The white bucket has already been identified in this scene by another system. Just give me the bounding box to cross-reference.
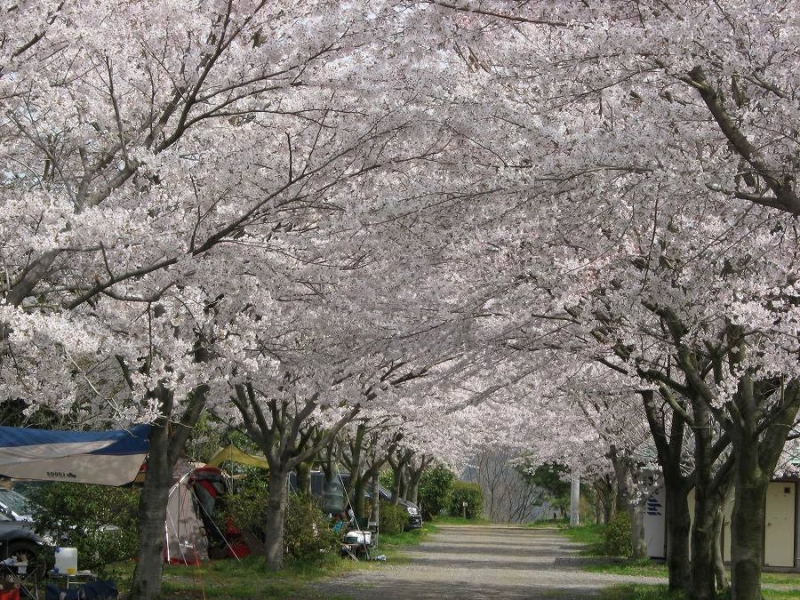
[54,547,78,575]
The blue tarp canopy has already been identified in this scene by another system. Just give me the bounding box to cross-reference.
[0,424,150,486]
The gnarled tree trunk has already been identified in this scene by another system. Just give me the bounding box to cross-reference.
[128,418,172,600]
[663,483,691,591]
[642,389,692,593]
[129,384,206,600]
[727,377,800,600]
[264,467,290,571]
[690,400,721,600]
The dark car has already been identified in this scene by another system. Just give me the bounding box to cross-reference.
[299,472,423,531]
[375,485,422,530]
[0,487,52,579]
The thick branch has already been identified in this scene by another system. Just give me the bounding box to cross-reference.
[682,66,800,216]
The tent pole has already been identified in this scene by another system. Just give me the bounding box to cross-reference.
[191,485,241,563]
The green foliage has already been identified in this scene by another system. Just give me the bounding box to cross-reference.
[603,511,632,558]
[217,473,337,563]
[217,471,269,539]
[25,482,139,571]
[449,481,483,519]
[528,462,571,517]
[284,494,338,562]
[417,463,454,520]
[378,470,393,489]
[379,502,408,535]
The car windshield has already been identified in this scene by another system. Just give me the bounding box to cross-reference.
[0,488,35,519]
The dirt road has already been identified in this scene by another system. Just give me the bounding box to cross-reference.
[304,525,667,599]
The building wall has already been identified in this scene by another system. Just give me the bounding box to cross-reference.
[764,481,796,568]
[646,481,798,568]
[644,485,666,559]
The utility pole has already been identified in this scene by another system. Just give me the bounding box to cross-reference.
[570,474,580,526]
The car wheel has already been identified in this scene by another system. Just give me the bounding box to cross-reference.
[5,539,49,581]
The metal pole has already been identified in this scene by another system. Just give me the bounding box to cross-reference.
[570,475,580,526]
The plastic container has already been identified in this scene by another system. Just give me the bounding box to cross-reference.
[54,547,78,575]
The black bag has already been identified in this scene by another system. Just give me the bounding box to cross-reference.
[45,585,79,600]
[45,580,117,600]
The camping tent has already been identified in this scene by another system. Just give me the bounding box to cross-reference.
[206,445,268,470]
[0,424,151,486]
[164,459,229,564]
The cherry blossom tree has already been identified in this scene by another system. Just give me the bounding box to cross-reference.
[410,4,800,599]
[0,0,492,594]
[5,4,800,600]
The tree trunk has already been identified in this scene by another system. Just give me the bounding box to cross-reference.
[689,401,720,600]
[691,486,720,600]
[371,473,381,527]
[391,468,402,503]
[388,449,411,504]
[353,472,368,520]
[729,420,769,600]
[641,389,693,593]
[128,384,205,600]
[593,475,615,525]
[128,420,172,600]
[611,449,631,514]
[663,482,692,592]
[398,467,409,500]
[295,462,311,497]
[231,382,360,572]
[713,506,728,592]
[629,500,647,559]
[726,377,800,600]
[264,468,290,571]
[730,473,767,600]
[407,480,420,506]
[405,456,430,506]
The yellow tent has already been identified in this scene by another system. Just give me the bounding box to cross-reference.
[206,445,269,470]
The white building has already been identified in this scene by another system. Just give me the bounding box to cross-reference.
[644,480,797,569]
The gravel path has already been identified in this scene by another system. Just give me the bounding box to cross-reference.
[304,525,668,599]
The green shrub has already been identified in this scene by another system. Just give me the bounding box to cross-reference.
[603,511,632,557]
[379,502,408,535]
[418,463,454,520]
[449,481,483,519]
[217,471,269,540]
[217,473,337,563]
[284,494,338,562]
[25,482,139,571]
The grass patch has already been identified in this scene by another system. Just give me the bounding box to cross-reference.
[90,526,436,599]
[368,523,433,564]
[559,523,606,555]
[598,583,799,600]
[100,554,355,599]
[763,591,800,599]
[378,524,433,547]
[572,552,800,588]
[762,571,800,585]
[599,585,685,600]
[583,558,668,578]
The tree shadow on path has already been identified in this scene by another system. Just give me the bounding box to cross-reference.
[299,525,633,600]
